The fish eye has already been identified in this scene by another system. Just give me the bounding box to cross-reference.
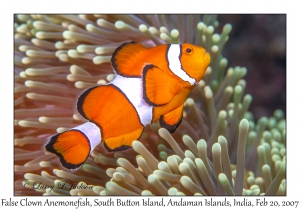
[183,45,194,55]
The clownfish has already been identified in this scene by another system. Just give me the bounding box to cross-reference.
[45,42,210,171]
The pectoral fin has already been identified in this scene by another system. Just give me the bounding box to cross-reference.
[143,64,181,106]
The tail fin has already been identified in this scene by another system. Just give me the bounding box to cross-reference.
[45,122,101,171]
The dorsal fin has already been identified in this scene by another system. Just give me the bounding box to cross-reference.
[111,41,147,77]
[143,64,182,106]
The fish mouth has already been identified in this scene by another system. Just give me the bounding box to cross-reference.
[203,51,211,63]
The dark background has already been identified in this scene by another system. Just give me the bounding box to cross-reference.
[217,14,286,121]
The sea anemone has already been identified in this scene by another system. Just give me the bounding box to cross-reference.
[14,14,286,196]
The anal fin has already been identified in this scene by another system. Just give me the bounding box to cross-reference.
[103,127,144,152]
[159,104,184,133]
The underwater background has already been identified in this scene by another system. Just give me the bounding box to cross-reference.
[219,15,286,120]
[14,14,286,196]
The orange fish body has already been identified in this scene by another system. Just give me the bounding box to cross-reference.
[45,42,210,171]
